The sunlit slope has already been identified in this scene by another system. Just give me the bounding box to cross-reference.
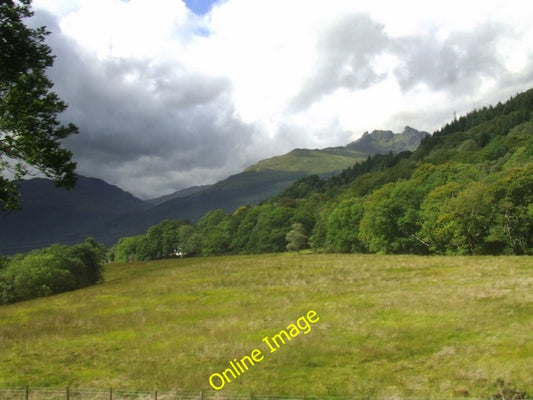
[0,254,531,397]
[244,147,367,174]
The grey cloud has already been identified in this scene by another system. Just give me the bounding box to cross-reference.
[393,23,505,93]
[292,14,389,108]
[33,9,256,198]
[292,15,525,109]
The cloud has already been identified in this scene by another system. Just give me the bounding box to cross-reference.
[29,0,533,199]
[292,14,389,109]
[32,8,257,198]
[58,56,255,197]
[393,22,506,93]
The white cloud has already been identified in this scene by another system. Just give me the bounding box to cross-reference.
[57,0,193,60]
[31,0,533,198]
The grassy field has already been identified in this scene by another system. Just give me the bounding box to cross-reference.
[0,254,531,398]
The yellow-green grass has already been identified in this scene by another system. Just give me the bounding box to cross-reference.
[0,254,531,398]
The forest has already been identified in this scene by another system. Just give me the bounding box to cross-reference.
[110,89,533,262]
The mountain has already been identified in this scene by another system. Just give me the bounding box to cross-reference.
[247,127,428,174]
[105,128,430,236]
[346,126,429,154]
[103,169,308,236]
[0,127,429,254]
[8,89,527,259]
[146,184,212,206]
[0,176,150,254]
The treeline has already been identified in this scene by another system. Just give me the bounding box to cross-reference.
[112,162,532,259]
[0,238,105,304]
[112,89,533,260]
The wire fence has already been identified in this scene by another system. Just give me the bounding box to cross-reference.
[0,388,529,400]
[0,389,353,400]
[0,388,406,400]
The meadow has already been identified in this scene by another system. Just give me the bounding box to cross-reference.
[0,253,531,398]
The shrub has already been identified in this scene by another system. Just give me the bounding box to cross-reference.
[0,238,105,305]
[0,253,76,303]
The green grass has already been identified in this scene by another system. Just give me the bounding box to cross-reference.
[0,254,532,398]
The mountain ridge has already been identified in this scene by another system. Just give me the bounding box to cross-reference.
[146,184,212,206]
[346,125,429,154]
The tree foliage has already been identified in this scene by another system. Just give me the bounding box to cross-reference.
[325,198,364,253]
[0,238,104,304]
[285,223,308,253]
[0,0,78,210]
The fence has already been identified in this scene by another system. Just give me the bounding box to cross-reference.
[0,388,523,400]
[0,389,366,400]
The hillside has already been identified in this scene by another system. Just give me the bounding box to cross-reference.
[246,126,428,174]
[0,176,150,254]
[245,147,367,173]
[106,169,307,235]
[146,184,212,206]
[108,126,429,239]
[111,88,533,259]
[0,254,531,397]
[0,128,425,254]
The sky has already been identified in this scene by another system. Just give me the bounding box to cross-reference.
[29,0,533,199]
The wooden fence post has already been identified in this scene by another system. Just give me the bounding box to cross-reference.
[66,387,70,400]
[155,390,158,400]
[109,387,113,400]
[25,386,29,400]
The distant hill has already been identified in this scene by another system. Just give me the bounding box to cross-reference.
[0,176,149,254]
[0,127,429,254]
[146,184,212,206]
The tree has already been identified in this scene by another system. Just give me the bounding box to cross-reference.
[1,0,78,210]
[488,166,533,254]
[0,252,76,303]
[326,197,365,253]
[137,219,187,260]
[358,180,427,254]
[247,204,294,253]
[178,224,202,256]
[286,223,307,253]
[230,206,260,253]
[197,209,232,256]
[418,182,464,254]
[112,235,145,262]
[0,238,105,304]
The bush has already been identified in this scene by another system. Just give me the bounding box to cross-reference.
[1,253,77,303]
[0,238,105,305]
